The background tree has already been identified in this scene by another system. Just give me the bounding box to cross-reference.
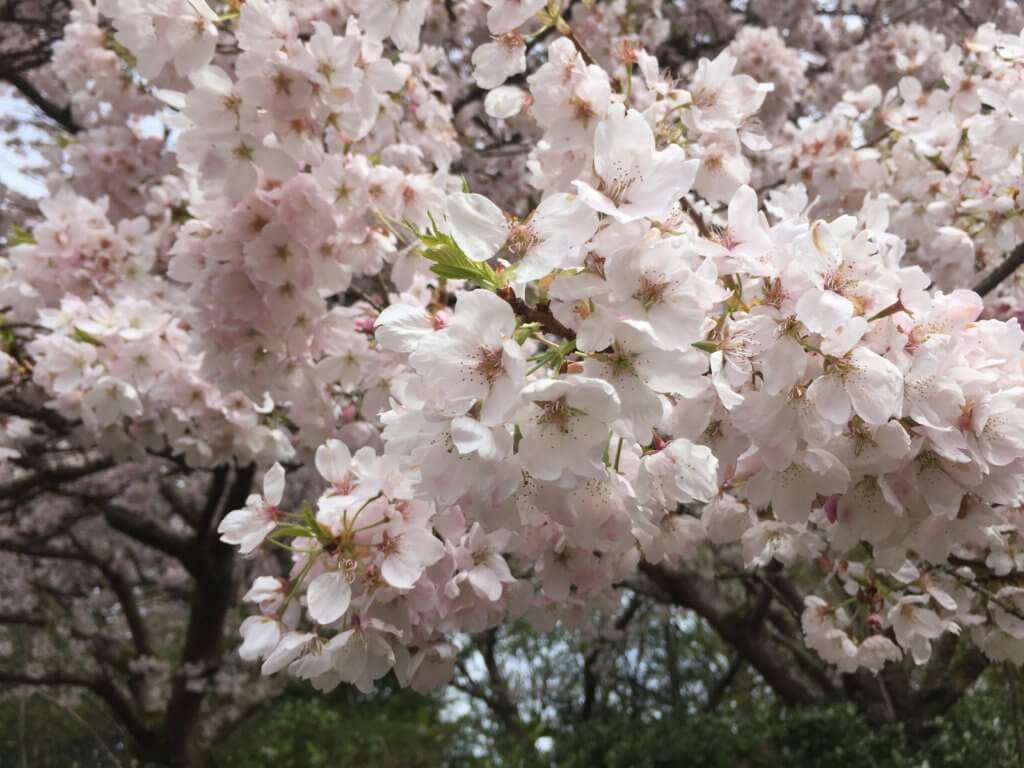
[3,2,1024,767]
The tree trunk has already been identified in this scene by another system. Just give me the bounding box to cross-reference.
[159,464,253,767]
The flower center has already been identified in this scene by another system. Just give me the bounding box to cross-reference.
[476,346,505,383]
[633,274,669,309]
[505,222,538,256]
[536,396,574,433]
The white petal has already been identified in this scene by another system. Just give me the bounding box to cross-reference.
[315,439,352,484]
[306,571,352,625]
[446,192,508,262]
[383,552,424,589]
[263,463,286,506]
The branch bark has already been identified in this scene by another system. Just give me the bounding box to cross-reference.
[639,561,820,705]
[973,242,1024,298]
[162,463,253,767]
[0,71,78,134]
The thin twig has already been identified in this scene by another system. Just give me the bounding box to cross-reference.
[679,197,713,240]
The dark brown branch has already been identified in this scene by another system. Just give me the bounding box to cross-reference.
[680,197,713,240]
[197,465,230,535]
[68,533,154,658]
[640,561,819,705]
[0,611,45,627]
[101,503,199,574]
[973,242,1024,298]
[478,628,525,735]
[0,454,113,500]
[705,653,744,712]
[0,71,78,134]
[498,287,577,341]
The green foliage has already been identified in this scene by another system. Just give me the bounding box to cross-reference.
[481,669,1024,768]
[211,681,480,768]
[0,693,133,768]
[71,327,105,346]
[6,224,35,246]
[417,214,502,290]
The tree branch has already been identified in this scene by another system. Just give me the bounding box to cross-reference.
[0,671,151,744]
[101,503,199,575]
[973,242,1024,298]
[0,71,78,134]
[640,561,820,705]
[498,287,577,340]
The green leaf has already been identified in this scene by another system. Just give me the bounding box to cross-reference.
[71,327,104,346]
[430,264,487,282]
[271,524,316,539]
[7,225,35,246]
[417,214,501,290]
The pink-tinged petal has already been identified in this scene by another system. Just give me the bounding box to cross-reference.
[382,552,423,589]
[253,146,298,180]
[225,160,258,201]
[484,85,527,119]
[809,374,851,425]
[593,104,654,184]
[485,552,513,581]
[239,520,277,555]
[772,467,818,525]
[621,153,699,221]
[450,417,499,458]
[484,0,547,34]
[728,184,760,234]
[710,351,743,409]
[468,565,503,601]
[845,348,903,426]
[218,507,274,555]
[306,570,352,625]
[516,194,599,280]
[402,528,446,567]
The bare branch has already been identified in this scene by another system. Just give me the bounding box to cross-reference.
[973,242,1024,298]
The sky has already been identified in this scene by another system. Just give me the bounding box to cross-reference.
[0,90,49,199]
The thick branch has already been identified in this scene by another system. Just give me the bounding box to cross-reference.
[640,561,819,705]
[0,454,113,501]
[69,535,154,658]
[0,71,78,134]
[102,503,199,574]
[478,628,525,735]
[973,242,1024,298]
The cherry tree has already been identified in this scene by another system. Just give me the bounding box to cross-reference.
[4,0,1024,764]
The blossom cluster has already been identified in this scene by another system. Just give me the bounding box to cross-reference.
[770,24,1024,300]
[6,0,1024,698]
